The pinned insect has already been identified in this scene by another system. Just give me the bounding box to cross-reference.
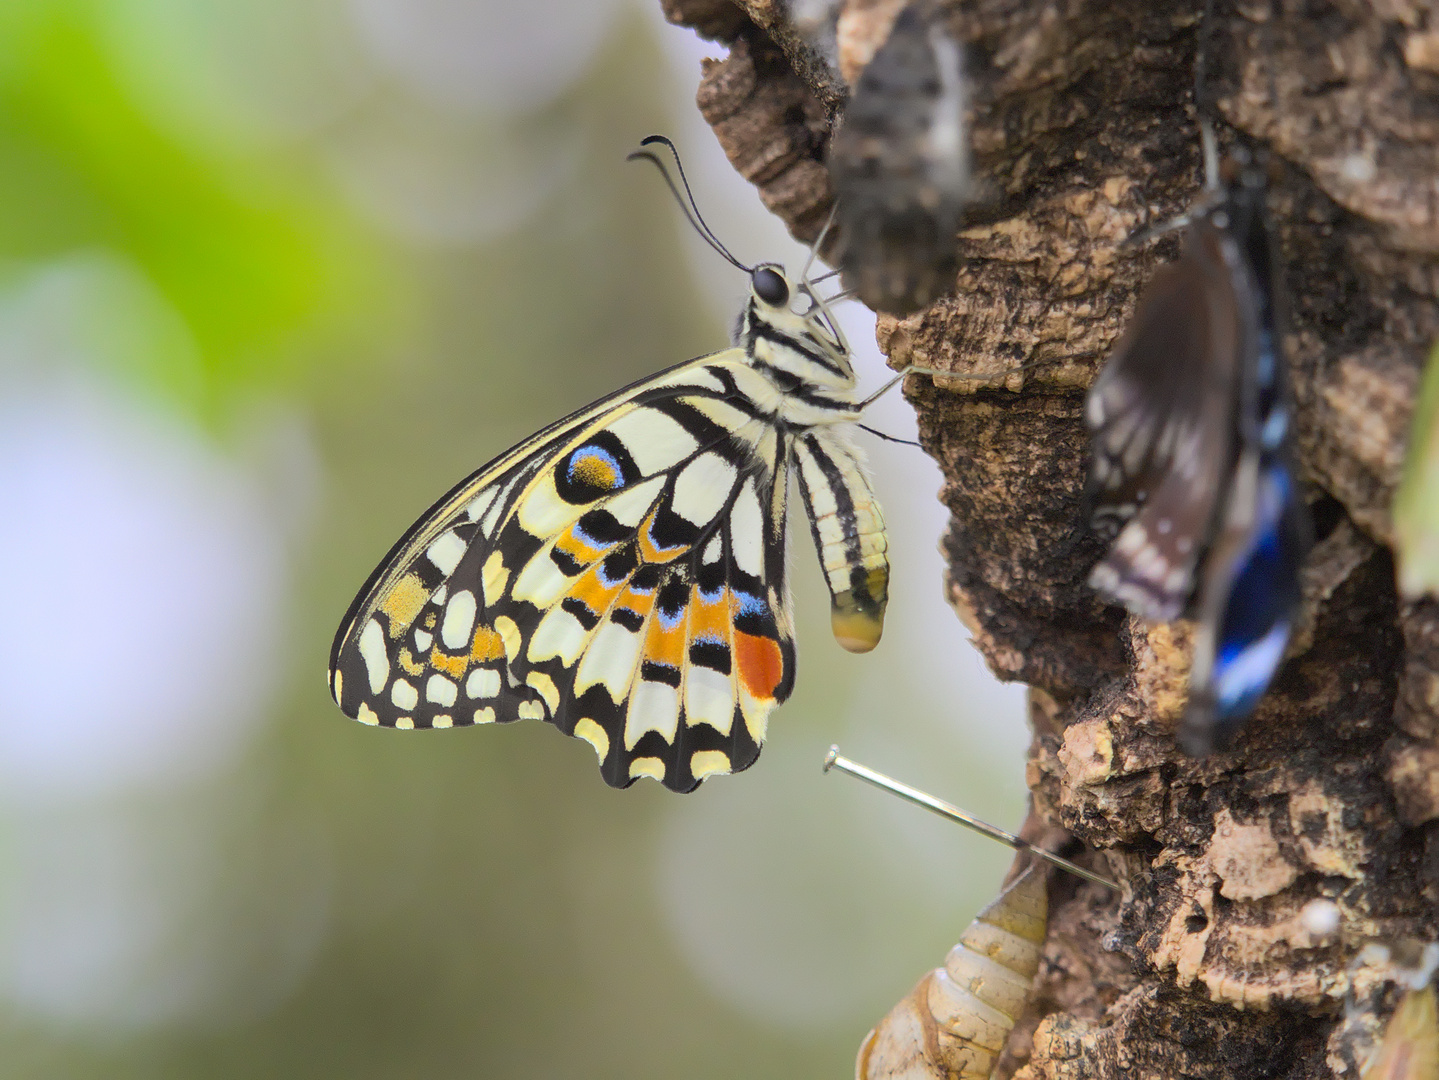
[828,0,971,316]
[855,864,1048,1080]
[1084,121,1313,755]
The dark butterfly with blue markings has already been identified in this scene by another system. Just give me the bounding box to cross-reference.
[828,0,971,316]
[1085,131,1313,755]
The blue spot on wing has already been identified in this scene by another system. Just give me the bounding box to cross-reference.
[735,591,768,617]
[1209,465,1306,722]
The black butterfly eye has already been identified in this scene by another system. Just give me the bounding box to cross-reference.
[752,267,789,307]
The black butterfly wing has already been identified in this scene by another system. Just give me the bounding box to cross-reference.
[1085,221,1248,622]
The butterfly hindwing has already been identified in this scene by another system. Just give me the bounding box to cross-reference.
[329,353,799,792]
[1085,221,1251,622]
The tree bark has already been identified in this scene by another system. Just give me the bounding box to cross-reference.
[658,0,1439,1076]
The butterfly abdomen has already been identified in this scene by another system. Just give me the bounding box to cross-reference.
[856,867,1048,1079]
[793,430,890,652]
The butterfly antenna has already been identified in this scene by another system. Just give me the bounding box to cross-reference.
[823,747,1120,891]
[629,135,749,273]
[804,278,851,355]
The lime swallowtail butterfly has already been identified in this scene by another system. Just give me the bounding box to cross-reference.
[330,137,918,793]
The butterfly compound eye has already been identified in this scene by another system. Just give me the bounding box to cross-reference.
[752,267,789,307]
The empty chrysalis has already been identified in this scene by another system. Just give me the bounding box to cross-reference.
[1393,338,1439,599]
[856,866,1048,1080]
[822,750,1117,1080]
[828,0,971,316]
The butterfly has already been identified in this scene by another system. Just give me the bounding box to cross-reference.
[1085,127,1313,755]
[329,138,896,793]
[828,0,971,316]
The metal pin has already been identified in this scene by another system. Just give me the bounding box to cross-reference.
[823,746,1120,892]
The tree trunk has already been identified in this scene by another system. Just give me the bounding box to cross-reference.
[658,0,1439,1076]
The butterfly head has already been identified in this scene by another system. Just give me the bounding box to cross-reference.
[740,263,857,391]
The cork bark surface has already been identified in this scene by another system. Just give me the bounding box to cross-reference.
[659,0,1439,1077]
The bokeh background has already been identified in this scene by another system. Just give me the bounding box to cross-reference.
[0,0,1030,1075]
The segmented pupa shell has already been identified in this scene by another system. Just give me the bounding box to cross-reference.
[1362,985,1439,1080]
[856,866,1048,1080]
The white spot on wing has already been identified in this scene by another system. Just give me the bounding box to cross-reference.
[426,531,466,576]
[625,680,680,750]
[670,452,736,526]
[466,667,501,699]
[425,674,458,706]
[575,619,642,698]
[729,478,765,578]
[511,542,570,607]
[684,665,733,735]
[601,475,665,529]
[528,605,589,665]
[605,407,700,476]
[359,619,389,695]
[391,679,419,710]
[441,589,477,650]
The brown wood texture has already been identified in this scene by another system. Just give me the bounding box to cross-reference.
[659,0,1439,1077]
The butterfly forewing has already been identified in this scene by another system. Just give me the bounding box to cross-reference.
[1086,222,1250,622]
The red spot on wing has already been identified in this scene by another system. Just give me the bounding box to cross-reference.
[734,632,783,700]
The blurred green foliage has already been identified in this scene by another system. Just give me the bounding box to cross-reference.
[0,0,389,424]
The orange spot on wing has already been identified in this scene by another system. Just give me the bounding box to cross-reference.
[470,625,505,662]
[615,582,656,623]
[570,566,625,616]
[690,589,729,642]
[430,648,469,679]
[554,528,605,567]
[734,632,783,700]
[645,613,686,670]
[569,452,619,490]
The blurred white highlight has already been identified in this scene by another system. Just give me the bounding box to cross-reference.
[0,256,327,1029]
